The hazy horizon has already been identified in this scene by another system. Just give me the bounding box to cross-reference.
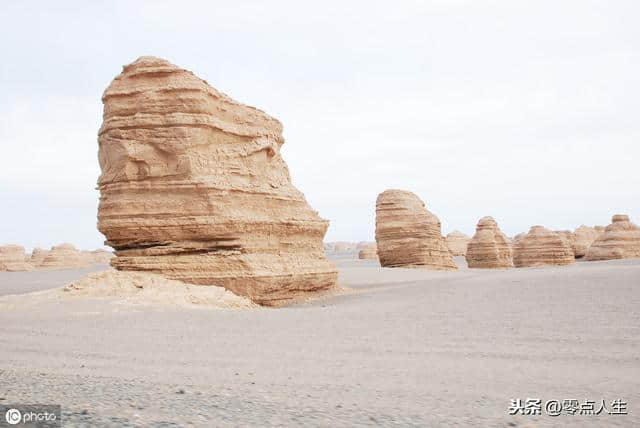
[1,1,639,251]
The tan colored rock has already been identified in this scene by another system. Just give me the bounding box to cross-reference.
[358,244,378,260]
[445,231,470,256]
[0,245,32,271]
[465,217,513,269]
[375,190,456,270]
[513,226,575,267]
[573,225,600,258]
[30,248,50,266]
[97,56,337,306]
[332,242,357,253]
[585,215,640,260]
[555,230,576,257]
[90,249,114,264]
[41,244,86,269]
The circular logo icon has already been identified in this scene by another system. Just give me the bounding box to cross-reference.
[5,408,21,425]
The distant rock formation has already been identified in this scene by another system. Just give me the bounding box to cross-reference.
[445,231,470,256]
[41,243,85,269]
[555,230,576,257]
[0,245,32,271]
[513,226,575,267]
[89,249,114,264]
[573,225,600,258]
[465,217,513,268]
[358,244,378,260]
[97,56,337,306]
[585,215,640,260]
[30,248,50,266]
[375,190,456,270]
[332,242,357,253]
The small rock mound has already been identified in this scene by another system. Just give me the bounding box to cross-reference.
[358,244,378,260]
[513,226,575,267]
[573,225,600,258]
[465,217,513,269]
[41,243,85,269]
[64,270,256,309]
[445,231,470,256]
[585,215,640,260]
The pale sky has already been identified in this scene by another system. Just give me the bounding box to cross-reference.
[1,0,639,251]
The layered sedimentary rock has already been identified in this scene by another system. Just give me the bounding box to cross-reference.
[97,56,337,306]
[30,248,50,266]
[0,245,32,271]
[89,249,114,264]
[358,244,378,260]
[573,225,600,258]
[555,230,576,257]
[445,231,470,256]
[375,190,456,270]
[585,215,640,260]
[513,226,575,267]
[41,244,86,269]
[465,217,513,268]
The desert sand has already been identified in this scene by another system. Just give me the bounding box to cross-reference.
[1,255,638,426]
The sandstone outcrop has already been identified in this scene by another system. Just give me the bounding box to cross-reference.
[358,244,378,260]
[41,244,86,269]
[555,230,576,257]
[585,215,640,260]
[375,190,456,270]
[445,231,470,256]
[573,225,600,258]
[465,217,513,268]
[0,245,32,271]
[97,56,337,306]
[30,248,50,266]
[513,226,575,267]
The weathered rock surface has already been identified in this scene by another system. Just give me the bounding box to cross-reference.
[97,56,337,306]
[375,190,456,270]
[40,244,87,269]
[30,248,50,266]
[585,215,640,260]
[573,225,600,258]
[445,231,470,256]
[555,230,576,257]
[465,217,513,269]
[358,244,378,260]
[513,226,575,267]
[0,245,32,271]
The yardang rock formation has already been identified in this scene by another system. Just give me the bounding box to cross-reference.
[97,56,337,306]
[445,231,470,256]
[573,225,600,258]
[465,217,513,268]
[585,215,640,260]
[375,190,456,270]
[358,243,378,260]
[0,245,32,271]
[513,226,575,267]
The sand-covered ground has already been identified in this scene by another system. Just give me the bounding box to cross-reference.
[0,255,638,426]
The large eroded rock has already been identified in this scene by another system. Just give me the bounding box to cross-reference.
[513,226,575,267]
[465,217,513,268]
[585,215,640,260]
[97,56,337,306]
[375,190,456,270]
[0,245,32,271]
[445,231,470,256]
[573,225,600,258]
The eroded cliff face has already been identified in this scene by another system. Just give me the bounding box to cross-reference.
[375,190,456,271]
[465,217,513,269]
[585,215,640,261]
[513,226,575,267]
[97,56,337,306]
